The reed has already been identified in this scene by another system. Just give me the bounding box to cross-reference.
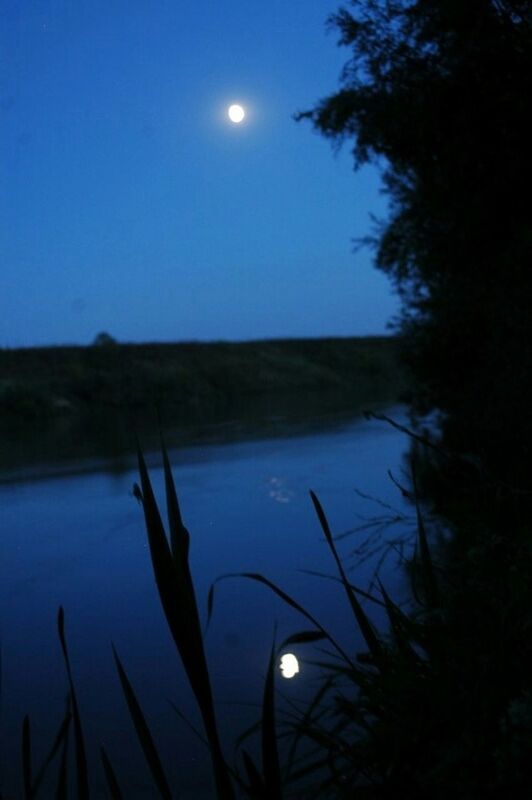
[13,434,532,797]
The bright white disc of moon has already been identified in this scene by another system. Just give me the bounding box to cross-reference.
[279,653,300,679]
[228,104,245,123]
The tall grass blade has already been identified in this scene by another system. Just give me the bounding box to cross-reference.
[280,631,327,647]
[31,699,72,797]
[284,675,337,785]
[377,580,420,661]
[57,607,89,800]
[210,573,356,670]
[309,491,383,663]
[136,447,234,799]
[300,570,386,607]
[22,716,32,800]
[241,749,265,797]
[55,713,69,800]
[161,439,190,566]
[206,582,216,634]
[168,701,211,750]
[411,460,440,608]
[233,720,261,757]
[100,746,124,800]
[112,647,171,800]
[261,640,282,800]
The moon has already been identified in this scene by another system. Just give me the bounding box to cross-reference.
[228,104,245,124]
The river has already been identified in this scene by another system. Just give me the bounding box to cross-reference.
[0,405,414,797]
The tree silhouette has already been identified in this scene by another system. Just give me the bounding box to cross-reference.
[300,0,532,477]
[92,331,117,347]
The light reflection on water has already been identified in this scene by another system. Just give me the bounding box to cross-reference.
[279,653,300,679]
[0,405,414,797]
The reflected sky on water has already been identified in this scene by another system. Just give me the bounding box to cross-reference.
[0,405,414,797]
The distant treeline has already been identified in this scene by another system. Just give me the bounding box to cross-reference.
[0,336,407,421]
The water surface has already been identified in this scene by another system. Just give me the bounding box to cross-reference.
[0,406,414,797]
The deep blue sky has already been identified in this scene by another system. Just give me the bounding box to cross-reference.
[1,0,398,347]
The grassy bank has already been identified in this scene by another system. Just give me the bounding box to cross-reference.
[0,336,405,422]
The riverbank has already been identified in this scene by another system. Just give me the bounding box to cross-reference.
[0,336,406,421]
[0,336,407,475]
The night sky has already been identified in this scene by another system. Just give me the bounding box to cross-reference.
[1,1,398,347]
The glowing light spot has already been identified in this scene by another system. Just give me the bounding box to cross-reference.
[267,476,294,504]
[228,104,245,123]
[279,653,300,679]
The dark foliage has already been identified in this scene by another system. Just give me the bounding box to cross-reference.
[299,0,532,480]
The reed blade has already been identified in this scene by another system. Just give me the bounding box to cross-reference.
[284,675,337,783]
[233,720,261,756]
[161,437,189,566]
[136,447,234,799]
[377,580,420,661]
[136,446,209,687]
[411,460,439,608]
[310,491,383,663]
[280,630,327,648]
[206,582,216,633]
[216,573,355,669]
[55,708,70,800]
[31,698,72,797]
[241,749,265,797]
[100,746,124,800]
[113,647,172,800]
[261,640,282,800]
[22,716,32,800]
[57,607,89,800]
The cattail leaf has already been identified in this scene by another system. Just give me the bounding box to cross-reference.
[280,630,327,647]
[113,647,172,800]
[100,746,124,800]
[377,580,419,661]
[136,447,234,800]
[310,491,383,663]
[168,701,209,749]
[22,715,32,800]
[233,720,261,756]
[221,572,355,669]
[56,707,70,800]
[57,607,89,800]
[241,749,265,796]
[136,446,204,673]
[300,570,386,606]
[205,582,216,634]
[284,675,337,780]
[31,698,72,797]
[261,639,282,800]
[411,460,440,608]
[161,438,190,566]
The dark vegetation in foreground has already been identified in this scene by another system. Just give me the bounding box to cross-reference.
[0,336,405,423]
[13,431,532,798]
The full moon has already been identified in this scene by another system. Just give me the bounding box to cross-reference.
[228,104,245,124]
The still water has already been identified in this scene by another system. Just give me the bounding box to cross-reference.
[0,406,414,797]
